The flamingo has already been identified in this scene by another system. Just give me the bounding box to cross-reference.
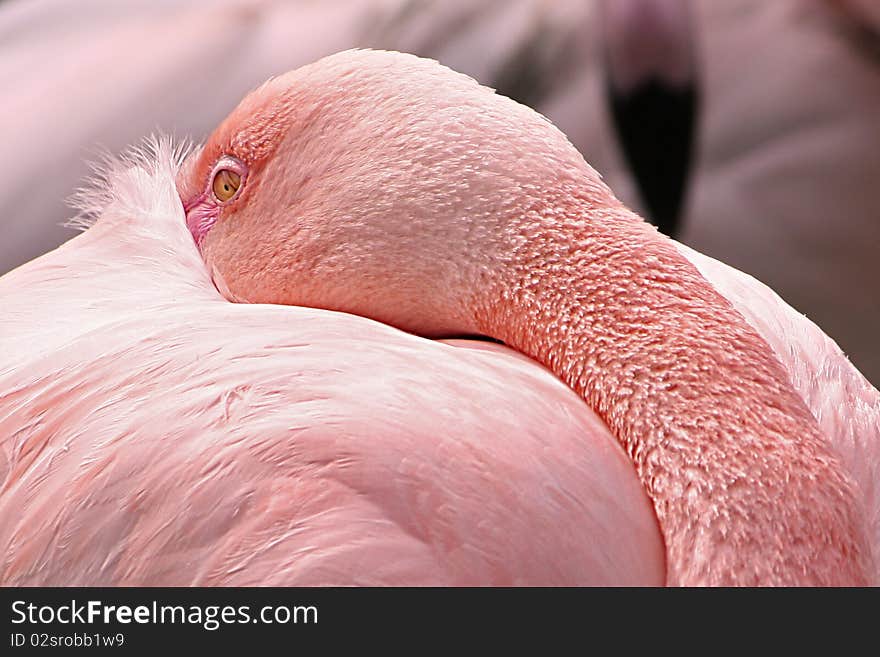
[601,0,699,237]
[176,50,878,586]
[1,50,878,586]
[0,140,664,586]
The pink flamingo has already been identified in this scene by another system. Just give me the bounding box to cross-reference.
[1,51,878,586]
[177,50,879,586]
[0,142,663,586]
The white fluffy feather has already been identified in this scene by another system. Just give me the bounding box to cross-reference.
[66,135,193,232]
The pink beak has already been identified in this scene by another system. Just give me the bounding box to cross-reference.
[182,192,217,246]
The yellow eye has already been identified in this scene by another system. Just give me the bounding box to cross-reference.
[212,168,241,202]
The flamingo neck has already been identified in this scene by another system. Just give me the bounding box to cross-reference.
[478,201,870,585]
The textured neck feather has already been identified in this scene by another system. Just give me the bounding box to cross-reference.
[478,201,870,585]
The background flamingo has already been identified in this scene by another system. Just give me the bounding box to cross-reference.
[602,0,698,237]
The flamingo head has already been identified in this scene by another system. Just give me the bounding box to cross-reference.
[177,49,616,336]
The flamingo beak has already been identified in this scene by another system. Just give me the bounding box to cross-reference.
[182,192,218,247]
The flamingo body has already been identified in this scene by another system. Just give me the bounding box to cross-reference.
[0,150,663,585]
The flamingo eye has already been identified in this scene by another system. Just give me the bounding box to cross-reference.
[212,168,242,202]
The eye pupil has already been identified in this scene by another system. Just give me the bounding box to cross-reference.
[212,168,242,202]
